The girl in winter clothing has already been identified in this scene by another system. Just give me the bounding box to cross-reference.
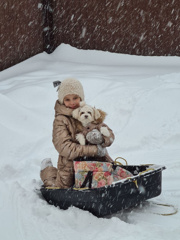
[40,78,115,189]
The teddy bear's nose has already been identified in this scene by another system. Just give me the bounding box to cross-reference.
[84,115,88,119]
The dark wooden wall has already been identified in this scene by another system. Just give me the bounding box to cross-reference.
[1,0,180,71]
[0,0,44,71]
[53,0,180,55]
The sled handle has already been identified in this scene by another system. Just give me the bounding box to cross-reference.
[150,202,178,216]
[114,157,128,165]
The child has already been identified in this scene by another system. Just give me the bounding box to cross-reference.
[40,78,115,188]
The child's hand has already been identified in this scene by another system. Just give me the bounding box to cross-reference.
[86,129,103,145]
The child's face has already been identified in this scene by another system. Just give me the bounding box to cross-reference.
[63,94,81,109]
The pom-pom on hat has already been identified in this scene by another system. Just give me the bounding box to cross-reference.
[58,78,85,104]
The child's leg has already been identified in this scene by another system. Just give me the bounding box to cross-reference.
[55,169,74,189]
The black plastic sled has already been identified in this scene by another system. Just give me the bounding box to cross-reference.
[40,164,166,217]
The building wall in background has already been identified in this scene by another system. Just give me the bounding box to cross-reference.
[0,0,44,71]
[53,0,180,56]
[0,0,180,71]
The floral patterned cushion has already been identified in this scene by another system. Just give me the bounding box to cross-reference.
[74,161,133,189]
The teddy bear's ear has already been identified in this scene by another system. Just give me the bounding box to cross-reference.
[94,108,101,120]
[72,108,80,119]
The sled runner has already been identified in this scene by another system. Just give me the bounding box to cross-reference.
[40,159,166,217]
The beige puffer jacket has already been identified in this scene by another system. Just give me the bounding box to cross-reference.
[41,100,114,189]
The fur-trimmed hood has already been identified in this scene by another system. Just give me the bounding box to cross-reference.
[54,100,73,117]
[93,109,107,124]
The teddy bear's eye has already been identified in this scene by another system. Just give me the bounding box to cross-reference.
[88,112,92,115]
[80,112,84,115]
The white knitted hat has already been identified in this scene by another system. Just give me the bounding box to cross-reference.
[58,78,84,104]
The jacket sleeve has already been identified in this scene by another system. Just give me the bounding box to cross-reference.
[52,116,98,161]
[99,123,115,148]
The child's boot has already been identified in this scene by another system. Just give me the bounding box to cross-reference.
[41,158,53,171]
[40,158,57,187]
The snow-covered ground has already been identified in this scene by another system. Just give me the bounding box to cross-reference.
[0,44,180,240]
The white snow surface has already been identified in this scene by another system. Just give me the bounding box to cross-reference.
[0,44,180,239]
